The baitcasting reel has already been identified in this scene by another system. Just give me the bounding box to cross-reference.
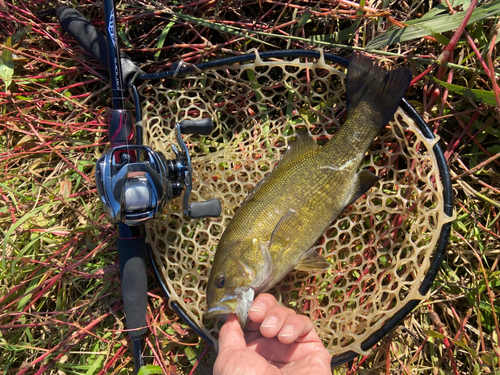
[95,116,221,225]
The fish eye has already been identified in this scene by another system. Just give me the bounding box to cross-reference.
[216,275,225,288]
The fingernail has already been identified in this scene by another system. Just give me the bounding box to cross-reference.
[261,316,277,328]
[279,325,293,337]
[249,301,266,313]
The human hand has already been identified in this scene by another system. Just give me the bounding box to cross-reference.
[214,293,331,375]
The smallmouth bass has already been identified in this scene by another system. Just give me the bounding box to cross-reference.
[206,53,412,327]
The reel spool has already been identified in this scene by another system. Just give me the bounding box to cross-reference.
[141,50,453,364]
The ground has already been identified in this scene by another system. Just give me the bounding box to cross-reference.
[0,0,499,374]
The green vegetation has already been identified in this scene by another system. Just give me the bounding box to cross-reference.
[1,0,499,374]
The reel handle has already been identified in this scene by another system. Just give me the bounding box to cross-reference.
[175,120,220,218]
[179,118,215,135]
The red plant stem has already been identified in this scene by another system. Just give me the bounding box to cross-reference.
[455,199,500,238]
[97,344,129,375]
[52,148,93,184]
[409,335,430,364]
[465,32,491,75]
[427,0,478,109]
[146,337,171,374]
[412,0,478,92]
[453,229,500,351]
[487,20,500,109]
[0,235,80,305]
[0,43,74,70]
[188,344,210,375]
[18,312,111,375]
[455,115,500,167]
[451,152,500,181]
[0,187,17,223]
[434,52,455,132]
[438,0,478,67]
[450,306,473,346]
[410,65,435,87]
[444,110,480,160]
[428,308,460,375]
[1,232,114,315]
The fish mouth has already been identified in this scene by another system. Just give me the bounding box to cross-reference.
[206,288,256,327]
[206,296,238,320]
[206,304,235,319]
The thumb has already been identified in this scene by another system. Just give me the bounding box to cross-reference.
[218,314,246,354]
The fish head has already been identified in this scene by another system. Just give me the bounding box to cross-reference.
[206,239,267,327]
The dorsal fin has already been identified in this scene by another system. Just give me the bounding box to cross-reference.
[240,133,318,206]
[271,133,319,178]
[277,133,318,169]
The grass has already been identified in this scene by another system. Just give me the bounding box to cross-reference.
[1,0,500,374]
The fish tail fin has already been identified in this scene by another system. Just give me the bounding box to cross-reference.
[346,53,412,127]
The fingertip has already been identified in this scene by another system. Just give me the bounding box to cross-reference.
[248,293,278,323]
[277,314,317,344]
[259,305,296,338]
[218,314,246,352]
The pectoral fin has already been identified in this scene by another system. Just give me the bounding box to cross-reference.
[345,169,380,207]
[269,210,300,251]
[295,248,330,271]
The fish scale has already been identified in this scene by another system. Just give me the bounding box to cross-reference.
[206,53,412,327]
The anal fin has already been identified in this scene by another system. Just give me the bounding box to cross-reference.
[345,169,380,207]
[295,248,330,272]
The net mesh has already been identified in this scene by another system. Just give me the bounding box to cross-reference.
[141,51,451,356]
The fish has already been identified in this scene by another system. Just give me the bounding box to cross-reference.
[205,52,412,327]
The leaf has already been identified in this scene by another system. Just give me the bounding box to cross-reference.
[137,365,164,375]
[296,10,312,29]
[2,202,56,268]
[1,26,31,91]
[155,20,176,60]
[118,29,133,48]
[0,35,14,91]
[60,179,72,199]
[424,329,446,339]
[17,277,40,310]
[366,0,500,50]
[435,78,497,106]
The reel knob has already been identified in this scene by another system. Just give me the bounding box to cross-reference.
[179,118,215,135]
[188,198,221,218]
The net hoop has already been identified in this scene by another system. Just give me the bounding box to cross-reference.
[140,50,453,366]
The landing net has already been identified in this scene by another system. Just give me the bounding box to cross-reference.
[141,50,453,360]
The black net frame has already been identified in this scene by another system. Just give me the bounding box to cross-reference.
[136,50,453,367]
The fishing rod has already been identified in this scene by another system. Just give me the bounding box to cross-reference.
[56,3,221,373]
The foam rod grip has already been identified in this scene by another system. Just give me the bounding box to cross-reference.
[56,6,109,70]
[56,6,141,83]
[179,119,214,135]
[117,236,148,341]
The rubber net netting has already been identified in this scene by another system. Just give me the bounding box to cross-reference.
[141,51,450,356]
